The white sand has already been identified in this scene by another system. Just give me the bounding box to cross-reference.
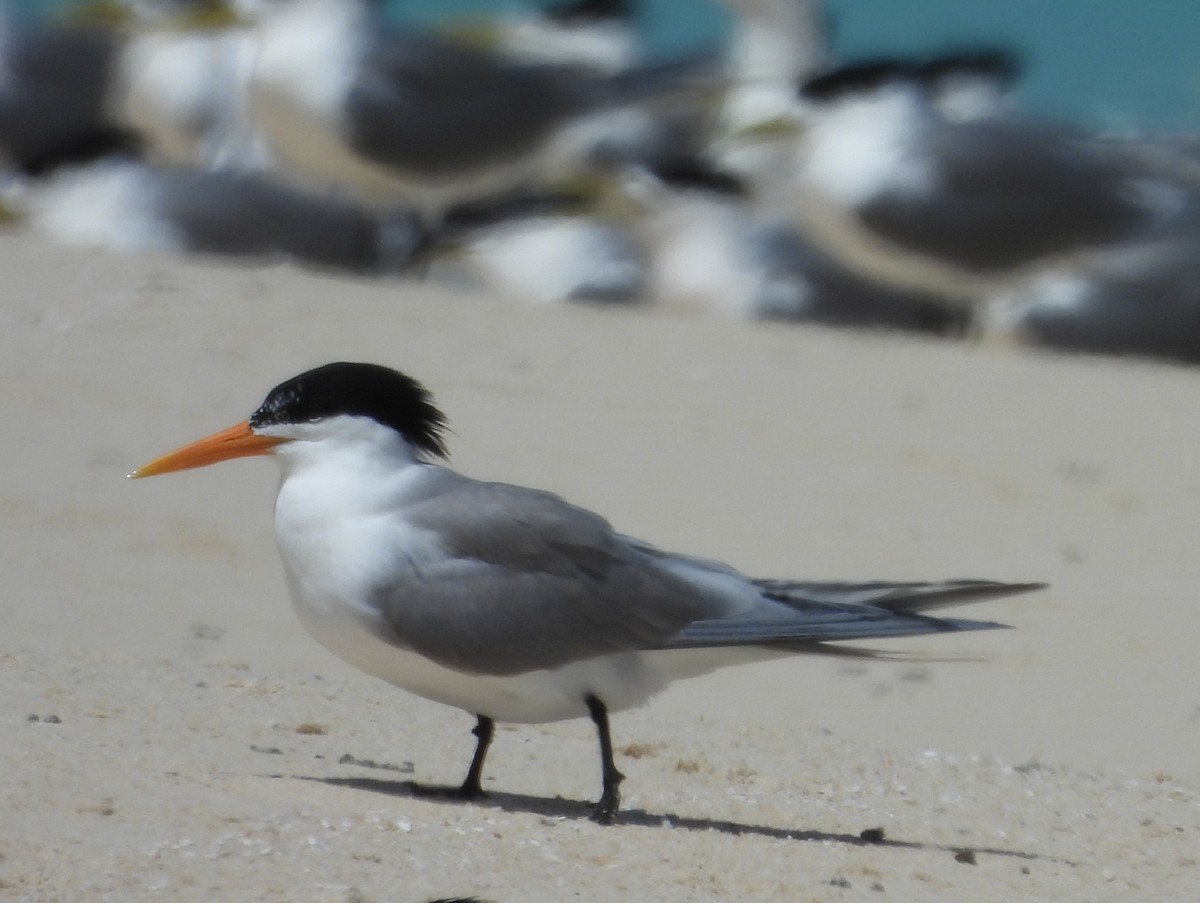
[1,234,1198,900]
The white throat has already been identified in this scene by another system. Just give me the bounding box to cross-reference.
[797,87,934,207]
[266,417,446,649]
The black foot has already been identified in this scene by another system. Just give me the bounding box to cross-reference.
[589,792,620,825]
[405,713,495,803]
[585,694,624,825]
[403,780,487,801]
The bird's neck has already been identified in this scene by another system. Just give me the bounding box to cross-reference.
[270,442,442,622]
[799,88,931,206]
[273,434,426,512]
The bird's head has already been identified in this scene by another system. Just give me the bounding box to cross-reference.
[130,362,448,478]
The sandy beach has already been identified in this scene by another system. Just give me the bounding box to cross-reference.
[2,232,1198,901]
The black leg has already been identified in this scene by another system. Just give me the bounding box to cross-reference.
[459,714,494,799]
[404,713,493,801]
[584,694,624,824]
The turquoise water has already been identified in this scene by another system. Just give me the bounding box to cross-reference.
[26,0,1200,131]
[820,0,1200,132]
[396,0,1200,132]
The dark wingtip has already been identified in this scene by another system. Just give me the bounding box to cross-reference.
[873,579,1047,614]
[994,581,1048,595]
[938,618,1013,632]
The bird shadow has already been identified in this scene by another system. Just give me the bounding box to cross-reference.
[276,772,1063,865]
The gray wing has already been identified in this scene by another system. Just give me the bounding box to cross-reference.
[370,479,720,675]
[344,30,591,177]
[749,221,969,335]
[0,17,121,170]
[371,476,1037,675]
[149,167,374,267]
[1016,237,1200,364]
[860,117,1168,271]
[343,29,715,178]
[147,165,428,273]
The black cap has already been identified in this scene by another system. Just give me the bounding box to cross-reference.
[799,59,915,103]
[251,363,449,458]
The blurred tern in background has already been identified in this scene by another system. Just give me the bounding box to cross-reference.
[1,1,270,176]
[989,234,1200,364]
[624,157,777,317]
[0,5,130,175]
[747,218,971,333]
[485,0,706,179]
[111,18,269,170]
[789,59,1200,305]
[430,191,645,305]
[626,156,963,333]
[14,159,429,274]
[133,362,1041,823]
[712,0,827,216]
[719,0,827,133]
[246,0,716,213]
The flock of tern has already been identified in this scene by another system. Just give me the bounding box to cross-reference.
[2,0,1199,362]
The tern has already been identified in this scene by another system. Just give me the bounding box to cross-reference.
[133,362,1041,823]
[991,235,1200,364]
[790,59,1200,303]
[627,156,965,331]
[0,8,129,174]
[246,0,715,212]
[19,159,429,274]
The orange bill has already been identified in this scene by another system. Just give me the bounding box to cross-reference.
[130,421,288,479]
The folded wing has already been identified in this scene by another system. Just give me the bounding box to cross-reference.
[373,475,1039,674]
